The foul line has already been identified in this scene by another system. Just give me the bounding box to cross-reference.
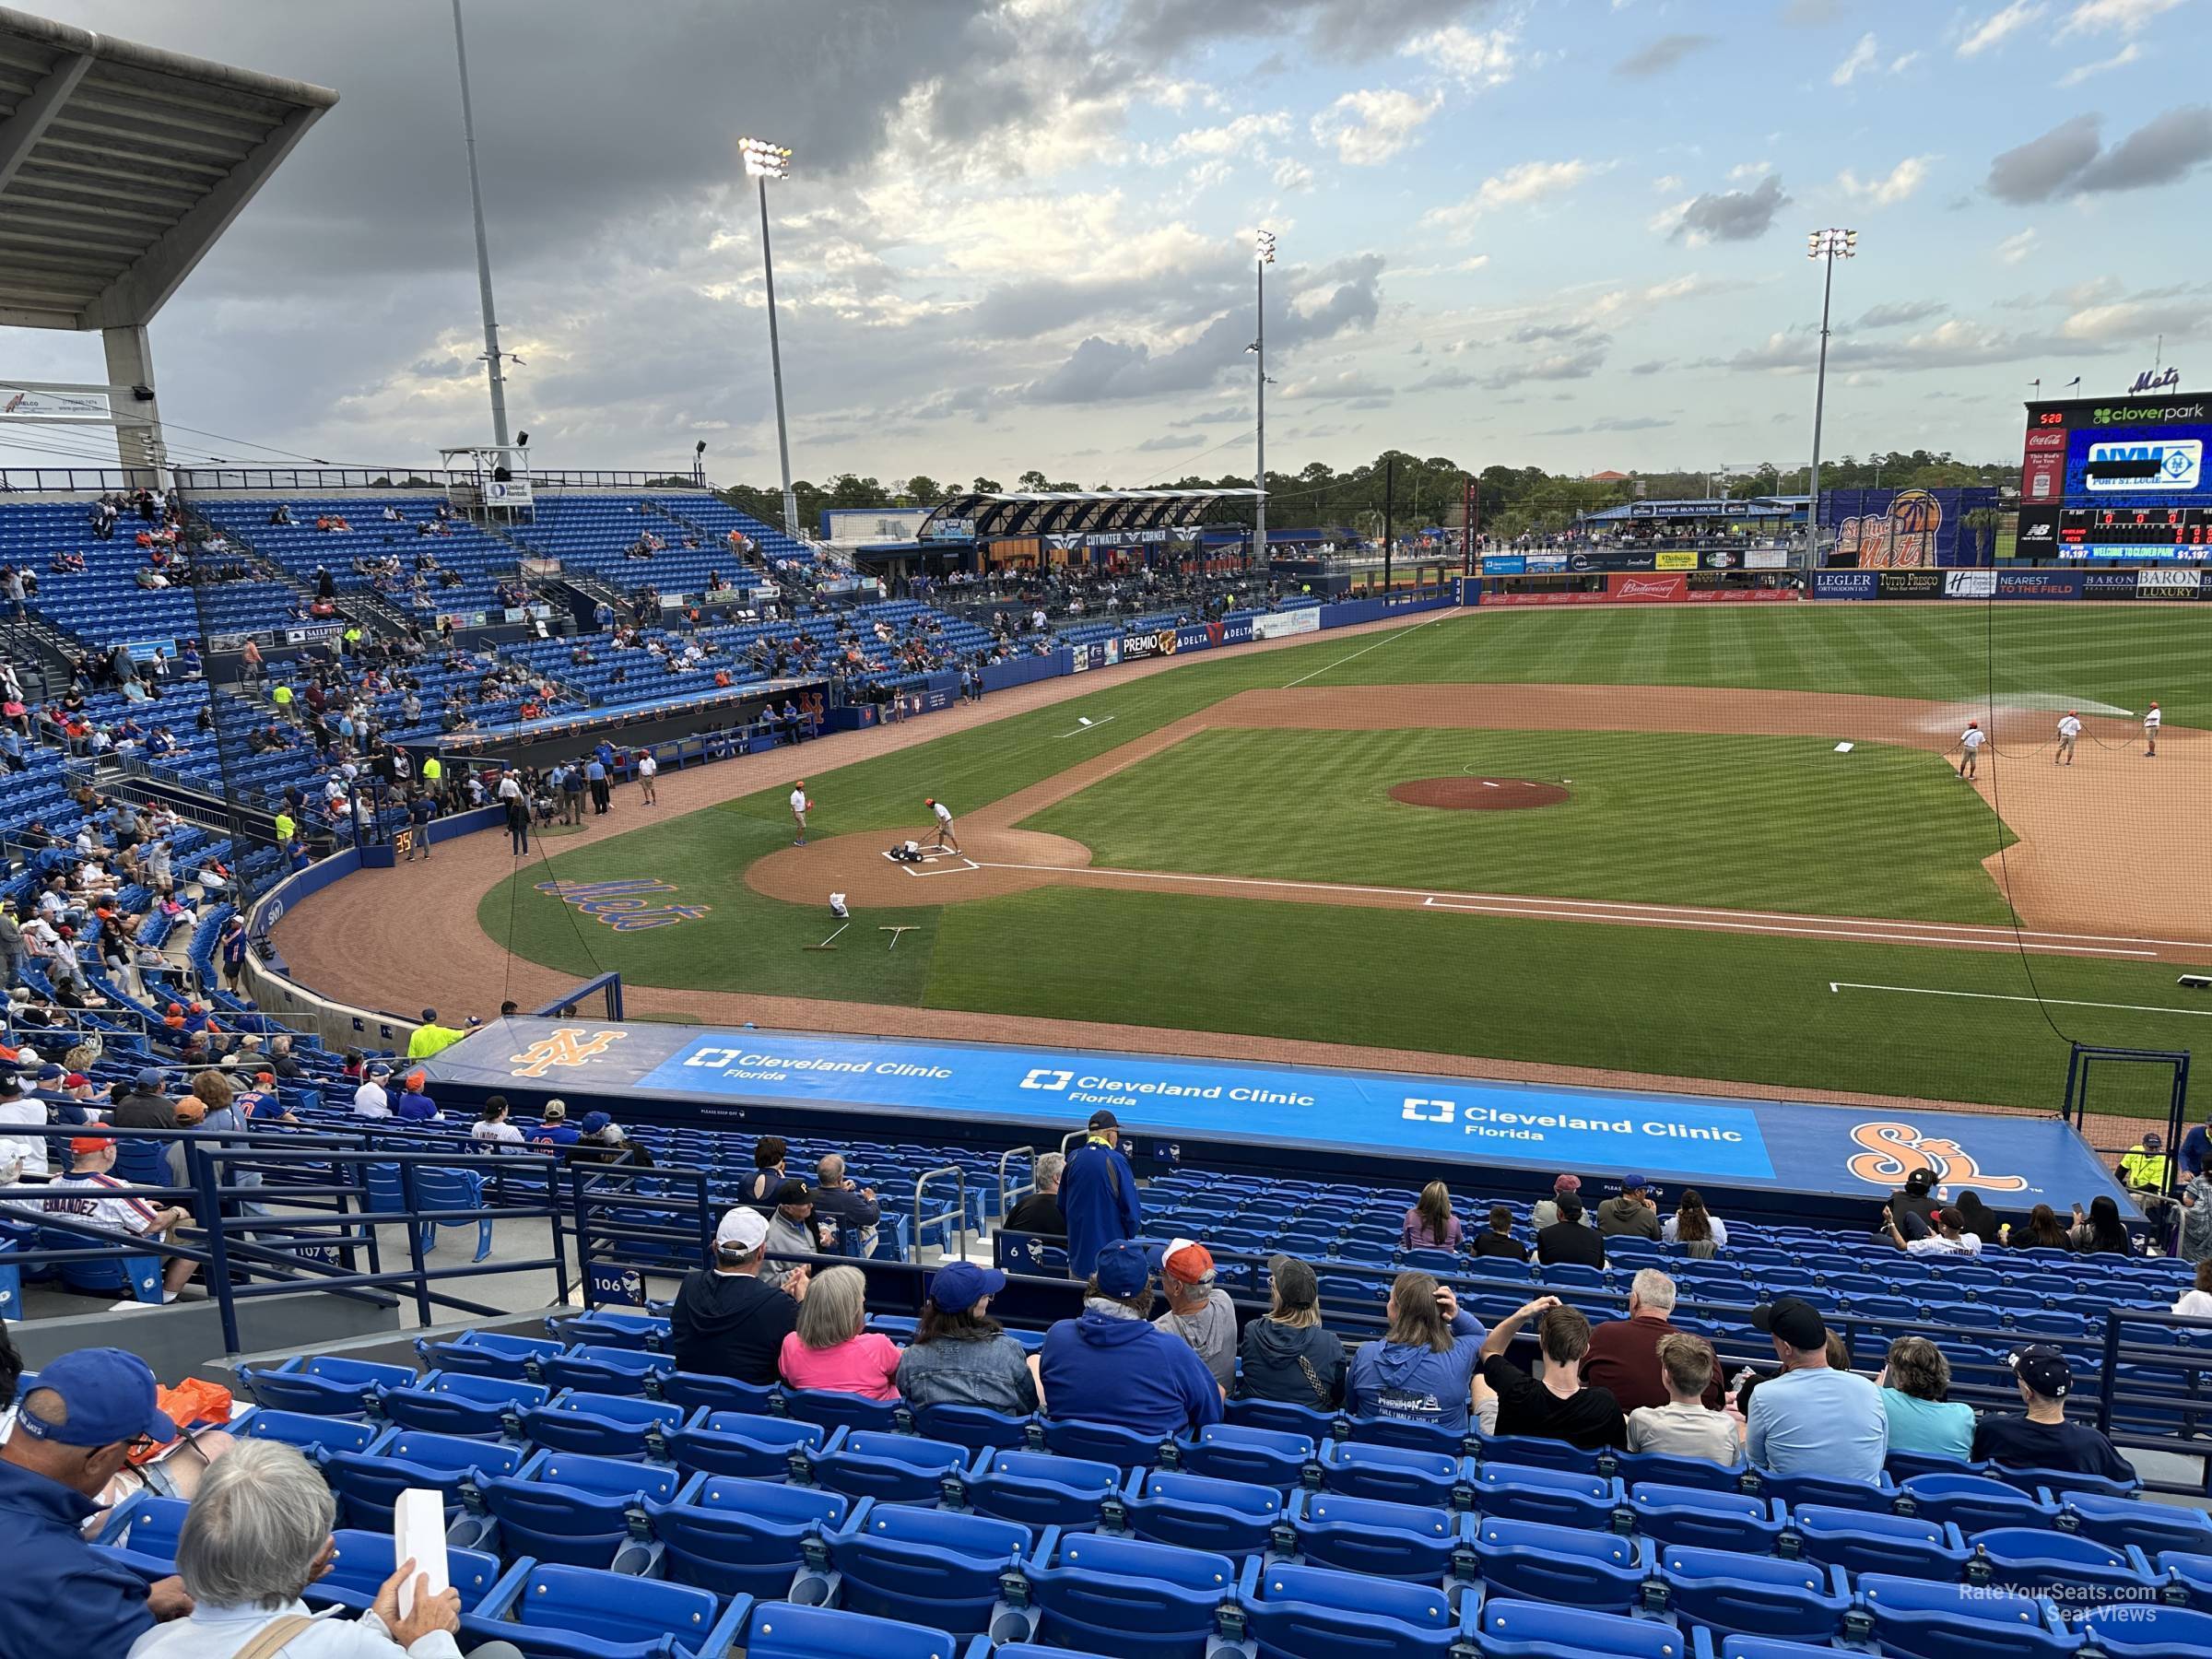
[973,859,2178,956]
[1831,981,2212,1017]
[1057,716,1118,738]
[1279,611,1452,690]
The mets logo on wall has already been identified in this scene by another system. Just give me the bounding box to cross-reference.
[1844,1120,2030,1193]
[1836,488,1943,570]
[511,1027,627,1078]
[535,878,711,931]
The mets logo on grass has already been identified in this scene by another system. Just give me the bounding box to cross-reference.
[1843,1120,2030,1194]
[535,877,711,932]
[510,1027,627,1078]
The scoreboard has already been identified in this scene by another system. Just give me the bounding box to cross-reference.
[2019,390,2211,560]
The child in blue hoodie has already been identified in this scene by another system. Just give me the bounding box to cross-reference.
[1038,1239,1224,1439]
[1346,1271,1488,1431]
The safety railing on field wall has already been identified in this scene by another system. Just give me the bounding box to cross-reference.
[997,1146,1036,1226]
[0,1124,568,1352]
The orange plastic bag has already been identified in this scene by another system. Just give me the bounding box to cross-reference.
[132,1379,234,1461]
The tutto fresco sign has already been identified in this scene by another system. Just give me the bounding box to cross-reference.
[534,878,712,931]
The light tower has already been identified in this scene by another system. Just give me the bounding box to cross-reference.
[1805,228,1857,565]
[1250,229,1277,567]
[741,135,800,539]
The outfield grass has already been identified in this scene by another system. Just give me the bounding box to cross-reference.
[1020,728,2015,923]
[484,605,2212,1112]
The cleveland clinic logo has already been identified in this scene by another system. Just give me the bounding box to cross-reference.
[1020,1068,1073,1091]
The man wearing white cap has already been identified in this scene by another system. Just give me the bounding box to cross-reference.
[350,1064,391,1119]
[668,1205,810,1385]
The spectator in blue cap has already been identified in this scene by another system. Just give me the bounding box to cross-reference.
[0,1347,193,1653]
[1037,1239,1223,1437]
[896,1259,1038,1415]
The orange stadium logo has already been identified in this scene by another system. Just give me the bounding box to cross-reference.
[535,878,711,931]
[1844,1119,2030,1192]
[1835,488,1944,570]
[510,1028,627,1078]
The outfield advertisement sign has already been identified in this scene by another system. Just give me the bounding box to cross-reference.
[428,1018,2132,1207]
[1994,570,2087,598]
[1252,608,1321,641]
[1813,571,1877,599]
[1875,570,1945,598]
[2084,571,2145,599]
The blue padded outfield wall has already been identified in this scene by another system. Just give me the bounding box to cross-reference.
[427,1017,2132,1216]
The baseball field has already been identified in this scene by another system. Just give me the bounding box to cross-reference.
[460,603,2212,1116]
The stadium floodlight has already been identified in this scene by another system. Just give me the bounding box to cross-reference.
[1253,229,1276,565]
[740,136,801,538]
[451,0,513,449]
[1804,228,1857,570]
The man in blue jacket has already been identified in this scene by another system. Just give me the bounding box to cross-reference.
[1062,1109,1141,1277]
[0,1348,194,1653]
[1038,1239,1223,1437]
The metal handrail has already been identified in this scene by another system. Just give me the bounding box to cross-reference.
[913,1163,967,1259]
[996,1145,1035,1228]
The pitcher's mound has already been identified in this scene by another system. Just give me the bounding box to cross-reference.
[1391,777,1569,810]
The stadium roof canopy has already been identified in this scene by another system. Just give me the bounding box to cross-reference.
[0,6,337,331]
[920,488,1264,541]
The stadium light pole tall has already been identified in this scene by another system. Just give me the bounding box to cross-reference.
[1805,228,1856,566]
[450,0,512,449]
[741,136,800,540]
[1249,229,1276,567]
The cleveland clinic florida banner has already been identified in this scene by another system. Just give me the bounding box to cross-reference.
[429,1018,2130,1209]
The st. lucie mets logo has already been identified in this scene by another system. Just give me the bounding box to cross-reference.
[511,1027,627,1078]
[536,878,711,931]
[1844,1120,2030,1193]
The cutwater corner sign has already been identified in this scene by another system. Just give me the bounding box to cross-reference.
[424,1018,2130,1206]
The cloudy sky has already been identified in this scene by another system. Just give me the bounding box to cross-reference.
[6,0,2210,488]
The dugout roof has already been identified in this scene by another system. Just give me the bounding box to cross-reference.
[0,6,337,331]
[920,488,1264,541]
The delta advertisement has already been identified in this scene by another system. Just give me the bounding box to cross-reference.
[428,1018,2133,1207]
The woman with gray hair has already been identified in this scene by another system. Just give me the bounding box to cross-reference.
[778,1263,901,1400]
[127,1438,523,1657]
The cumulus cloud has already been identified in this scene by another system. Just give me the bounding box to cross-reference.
[1402,24,1518,87]
[1838,155,1936,205]
[1614,32,1719,76]
[1986,108,2212,201]
[1668,173,1791,243]
[1419,159,1598,240]
[1311,87,1446,163]
[1958,2,2046,55]
[1832,33,1880,85]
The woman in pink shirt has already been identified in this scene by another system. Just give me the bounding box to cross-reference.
[779,1265,901,1400]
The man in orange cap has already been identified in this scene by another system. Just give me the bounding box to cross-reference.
[1958,720,1986,781]
[789,780,809,846]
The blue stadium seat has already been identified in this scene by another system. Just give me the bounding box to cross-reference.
[1751,1468,1898,1514]
[233,1406,380,1456]
[1612,1448,1747,1493]
[467,1451,679,1569]
[417,1329,563,1381]
[98,1493,188,1578]
[1967,1526,2162,1599]
[1885,1447,1987,1484]
[519,1390,682,1460]
[1652,1545,1850,1641]
[1475,1429,1608,1475]
[644,1472,852,1600]
[1855,1574,2081,1659]
[959,1447,1122,1530]
[911,1403,1036,1453]
[1900,1472,2063,1535]
[546,1310,668,1351]
[1468,1461,1621,1530]
[1477,1596,1701,1659]
[2163,1548,2212,1612]
[1225,1395,1340,1441]
[807,1430,965,1506]
[1018,1532,1236,1659]
[1471,1515,1652,1613]
[376,1370,547,1438]
[2077,1601,2212,1657]
[462,1559,747,1659]
[1987,1462,2140,1500]
[239,1354,412,1416]
[1282,1489,1469,1582]
[665,1409,825,1481]
[656,1371,777,1416]
[540,1344,675,1397]
[1230,1557,1477,1658]
[1175,1422,1317,1488]
[806,1504,1035,1635]
[782,1386,908,1437]
[737,1600,971,1659]
[1629,1482,1789,1552]
[1316,1440,1465,1508]
[304,1529,502,1614]
[2060,1490,2212,1556]
[1041,1416,1171,1470]
[322,1429,525,1529]
[1345,1413,1465,1458]
[1118,1468,1286,1556]
[1787,1505,1970,1581]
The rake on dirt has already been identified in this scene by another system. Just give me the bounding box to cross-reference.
[805,923,850,951]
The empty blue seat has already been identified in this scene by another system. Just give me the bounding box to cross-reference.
[1019,1532,1236,1659]
[462,1559,747,1659]
[1477,1596,1700,1659]
[1345,1413,1465,1457]
[1629,1482,1788,1552]
[1886,1447,1986,1484]
[1471,1515,1652,1614]
[781,1386,907,1437]
[1751,1468,1897,1514]
[417,1329,563,1381]
[303,1529,502,1614]
[657,1370,777,1416]
[1284,1489,1467,1582]
[376,1371,547,1439]
[1476,1429,1607,1475]
[519,1391,682,1460]
[1652,1545,1849,1641]
[545,1309,668,1350]
[1225,1395,1339,1441]
[959,1447,1122,1530]
[2163,1548,2212,1612]
[911,1403,1036,1453]
[1041,1416,1170,1470]
[665,1409,825,1481]
[807,1430,964,1506]
[240,1354,412,1416]
[1987,1462,2140,1500]
[1900,1472,2062,1535]
[1175,1422,1316,1488]
[234,1406,379,1456]
[1232,1557,1476,1658]
[1316,1441,1465,1508]
[98,1493,188,1578]
[1787,1505,1970,1581]
[1968,1526,2161,1598]
[2077,1601,2212,1657]
[540,1344,673,1397]
[1855,1574,2079,1659]
[323,1430,525,1530]
[2060,1490,2212,1556]
[1613,1449,1746,1493]
[1468,1462,1621,1531]
[470,1451,679,1569]
[809,1504,1034,1635]
[1119,1468,1286,1556]
[645,1472,851,1599]
[738,1600,968,1659]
